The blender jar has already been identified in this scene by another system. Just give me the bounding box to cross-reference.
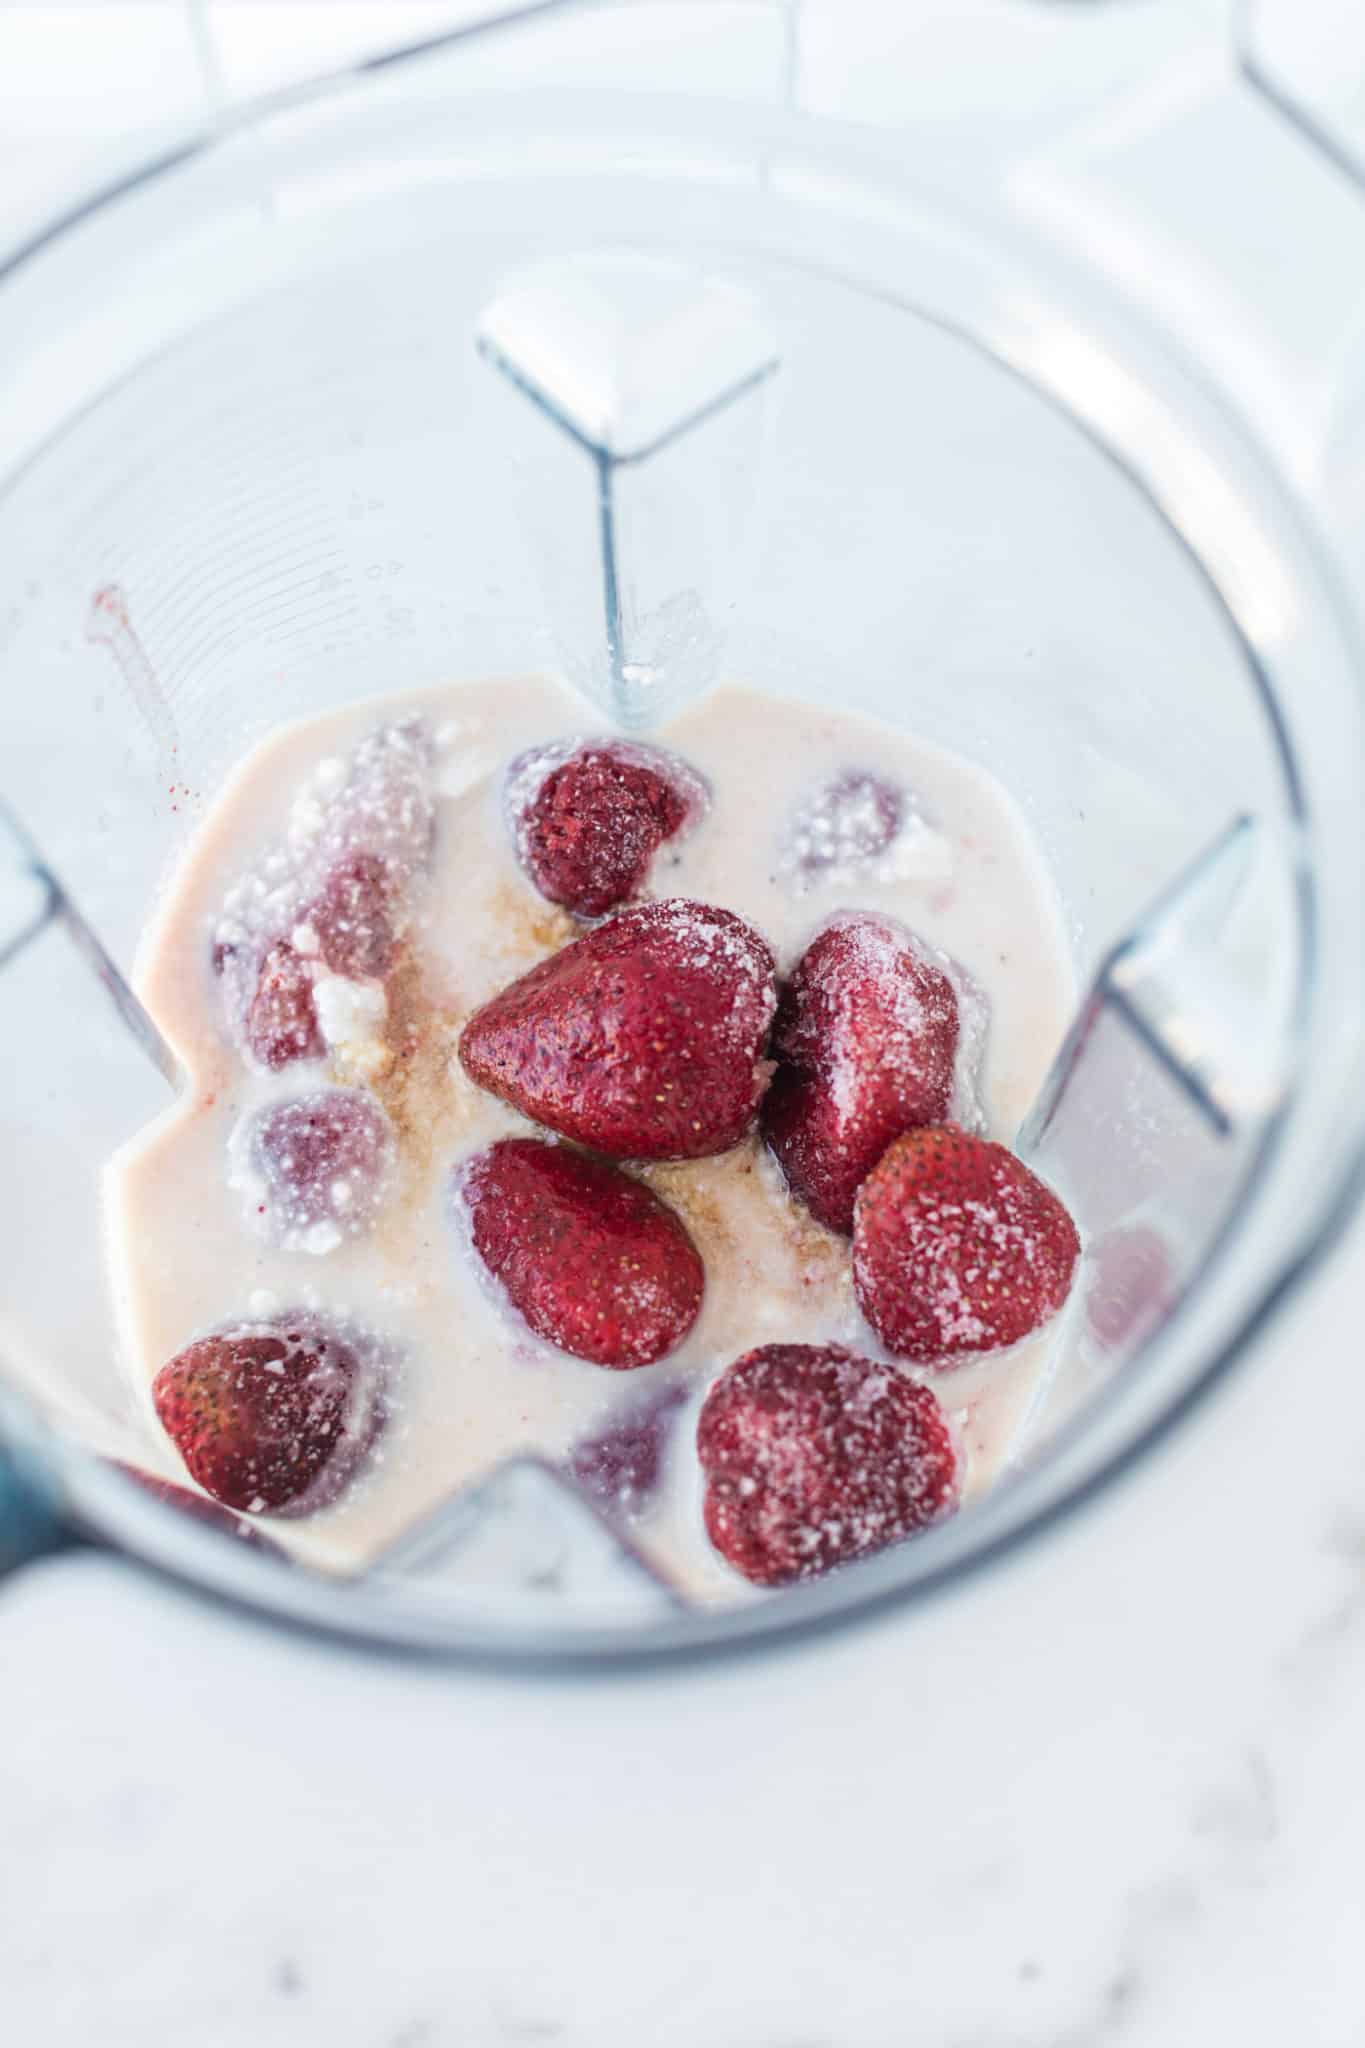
[1,0,1363,1658]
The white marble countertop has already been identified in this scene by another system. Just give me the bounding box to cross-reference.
[5,1207,1364,2045]
[4,4,1365,2042]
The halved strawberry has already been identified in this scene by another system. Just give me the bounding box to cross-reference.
[457,1139,704,1368]
[507,738,707,919]
[852,1128,1080,1364]
[151,1318,380,1513]
[458,899,777,1160]
[762,912,979,1234]
[696,1342,958,1586]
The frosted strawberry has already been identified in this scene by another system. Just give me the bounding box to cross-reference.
[697,1343,958,1586]
[309,850,397,979]
[784,771,903,885]
[113,1464,285,1551]
[507,738,707,918]
[244,942,324,1069]
[232,1089,394,1252]
[763,912,981,1234]
[212,719,434,1070]
[778,771,953,894]
[459,899,777,1160]
[152,1317,383,1513]
[457,1139,704,1368]
[569,1384,690,1516]
[307,718,435,908]
[1085,1223,1172,1351]
[853,1128,1080,1364]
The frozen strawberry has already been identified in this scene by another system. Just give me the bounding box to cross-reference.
[1085,1223,1172,1351]
[763,913,980,1234]
[569,1384,689,1515]
[321,717,435,883]
[459,899,777,1160]
[308,850,396,979]
[245,942,323,1069]
[458,1139,704,1368]
[152,1318,379,1513]
[786,770,903,881]
[507,738,707,919]
[233,1088,394,1251]
[112,1463,285,1551]
[212,719,434,1063]
[779,770,955,895]
[697,1343,958,1586]
[853,1128,1080,1364]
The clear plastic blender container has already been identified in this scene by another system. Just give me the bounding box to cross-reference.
[1,0,1364,1658]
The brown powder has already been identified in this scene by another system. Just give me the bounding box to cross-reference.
[647,1139,846,1293]
[415,880,575,1014]
[364,948,464,1242]
[360,890,574,1269]
[484,881,577,963]
[645,1157,740,1262]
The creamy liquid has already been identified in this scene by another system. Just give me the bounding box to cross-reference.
[106,678,1076,1604]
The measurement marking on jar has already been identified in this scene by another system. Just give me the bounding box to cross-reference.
[85,584,179,767]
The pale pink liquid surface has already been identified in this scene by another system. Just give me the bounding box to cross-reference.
[106,677,1076,1603]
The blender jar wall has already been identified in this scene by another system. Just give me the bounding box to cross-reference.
[0,1,1360,1651]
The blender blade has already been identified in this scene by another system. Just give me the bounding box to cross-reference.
[0,796,177,1083]
[367,1455,684,1621]
[477,251,780,730]
[1019,812,1289,1363]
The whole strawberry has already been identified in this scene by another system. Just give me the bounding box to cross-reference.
[458,1139,704,1368]
[459,899,777,1160]
[1084,1222,1173,1352]
[113,1463,285,1551]
[853,1128,1080,1364]
[569,1384,689,1515]
[214,718,434,1071]
[309,849,399,979]
[780,770,904,889]
[507,738,707,919]
[697,1343,958,1586]
[234,1088,394,1251]
[152,1319,379,1513]
[245,942,324,1069]
[762,912,980,1234]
